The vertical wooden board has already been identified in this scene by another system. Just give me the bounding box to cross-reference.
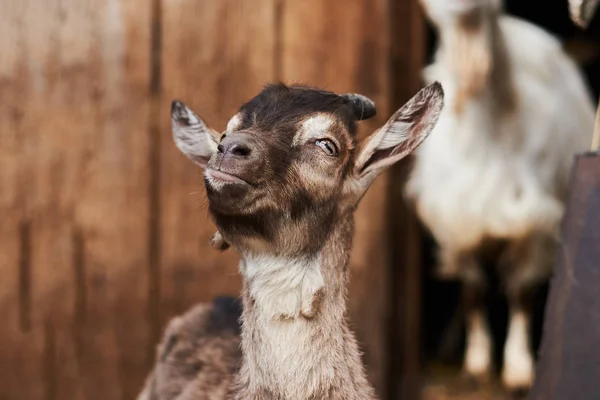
[107,0,153,397]
[0,1,23,397]
[0,0,152,398]
[18,0,102,399]
[281,0,392,395]
[388,0,426,399]
[29,2,89,398]
[159,0,276,328]
[0,1,52,398]
[70,0,152,398]
[531,154,600,399]
[5,0,98,399]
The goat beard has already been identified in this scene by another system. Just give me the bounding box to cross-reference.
[448,14,496,113]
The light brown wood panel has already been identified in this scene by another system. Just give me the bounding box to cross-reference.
[281,0,393,395]
[0,1,57,398]
[70,0,152,398]
[0,0,22,392]
[0,0,152,399]
[26,3,89,397]
[159,0,277,327]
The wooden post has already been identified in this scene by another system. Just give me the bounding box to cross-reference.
[0,0,153,398]
[530,152,600,399]
[533,4,600,387]
[592,98,600,152]
[387,0,426,399]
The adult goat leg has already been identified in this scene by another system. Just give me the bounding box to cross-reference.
[461,255,492,382]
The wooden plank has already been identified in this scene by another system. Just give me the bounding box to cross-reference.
[530,153,600,400]
[0,0,22,395]
[70,0,152,398]
[18,0,100,398]
[24,4,88,393]
[281,0,392,395]
[0,1,53,398]
[0,0,152,399]
[54,4,122,396]
[111,1,153,396]
[159,0,276,329]
[388,0,427,398]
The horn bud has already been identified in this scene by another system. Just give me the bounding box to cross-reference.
[341,93,377,121]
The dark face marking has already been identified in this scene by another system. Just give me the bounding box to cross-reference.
[206,84,368,255]
[172,81,444,257]
[237,83,359,136]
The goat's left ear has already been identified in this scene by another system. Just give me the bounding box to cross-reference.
[354,82,444,185]
[171,100,221,169]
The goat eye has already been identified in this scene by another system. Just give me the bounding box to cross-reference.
[315,139,338,156]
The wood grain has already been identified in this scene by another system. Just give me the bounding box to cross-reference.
[0,0,152,398]
[388,1,427,398]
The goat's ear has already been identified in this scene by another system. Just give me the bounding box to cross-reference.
[171,100,220,168]
[354,82,444,184]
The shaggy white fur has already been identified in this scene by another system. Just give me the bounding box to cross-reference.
[242,255,324,320]
[408,0,595,392]
[407,16,595,257]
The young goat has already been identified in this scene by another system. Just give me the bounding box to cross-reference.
[138,82,444,400]
[406,0,596,393]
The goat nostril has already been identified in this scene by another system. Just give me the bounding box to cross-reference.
[217,144,225,153]
[229,143,251,157]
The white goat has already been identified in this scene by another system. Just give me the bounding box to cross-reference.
[406,0,596,393]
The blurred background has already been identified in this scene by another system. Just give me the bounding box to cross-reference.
[0,0,598,399]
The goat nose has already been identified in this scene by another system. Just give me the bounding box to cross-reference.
[218,141,252,157]
[228,143,251,157]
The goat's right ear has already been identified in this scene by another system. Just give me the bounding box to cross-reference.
[171,100,220,168]
[352,82,444,191]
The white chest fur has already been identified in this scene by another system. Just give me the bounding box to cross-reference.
[239,255,347,398]
[241,255,325,320]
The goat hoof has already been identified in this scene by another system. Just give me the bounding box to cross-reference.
[502,357,534,395]
[462,370,491,388]
[210,231,230,251]
[463,347,492,387]
[508,387,530,399]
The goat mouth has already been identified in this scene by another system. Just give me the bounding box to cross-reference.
[205,168,251,187]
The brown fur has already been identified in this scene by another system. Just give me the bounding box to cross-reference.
[444,7,516,115]
[139,82,444,399]
[139,302,242,400]
[229,217,377,400]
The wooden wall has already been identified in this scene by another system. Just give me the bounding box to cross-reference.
[0,0,424,399]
